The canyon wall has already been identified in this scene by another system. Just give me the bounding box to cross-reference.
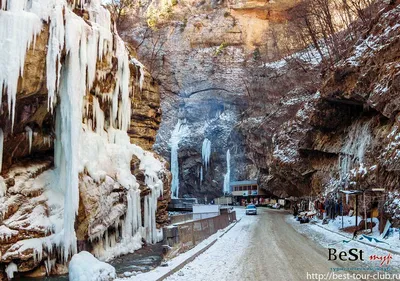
[121,0,301,199]
[119,0,400,226]
[241,1,400,224]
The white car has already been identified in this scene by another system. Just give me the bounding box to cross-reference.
[245,204,257,215]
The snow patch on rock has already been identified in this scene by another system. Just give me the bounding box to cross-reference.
[69,251,116,281]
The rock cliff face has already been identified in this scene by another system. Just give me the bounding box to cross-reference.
[120,0,300,199]
[240,1,400,222]
[130,70,163,151]
[118,0,400,217]
[238,53,322,197]
[0,0,170,278]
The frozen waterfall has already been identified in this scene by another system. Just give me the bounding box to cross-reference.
[202,138,211,170]
[0,0,165,267]
[223,149,231,194]
[170,119,189,198]
[338,120,372,189]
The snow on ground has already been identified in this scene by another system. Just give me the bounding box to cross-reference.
[286,215,400,270]
[69,251,116,281]
[344,6,400,67]
[264,45,325,69]
[234,206,246,220]
[116,208,250,281]
[164,212,256,281]
[304,215,400,253]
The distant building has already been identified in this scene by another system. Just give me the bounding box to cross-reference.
[230,180,267,205]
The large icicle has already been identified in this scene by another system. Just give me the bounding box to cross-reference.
[131,58,145,91]
[201,138,211,171]
[25,126,33,153]
[124,189,141,239]
[143,166,164,244]
[54,9,91,261]
[223,149,231,194]
[169,119,189,198]
[113,37,131,132]
[46,2,65,112]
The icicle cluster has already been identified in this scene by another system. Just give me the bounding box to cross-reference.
[131,58,145,91]
[338,121,372,189]
[0,1,42,131]
[0,0,165,268]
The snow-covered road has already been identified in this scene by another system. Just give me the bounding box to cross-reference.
[164,208,257,281]
[117,208,400,281]
[165,208,362,281]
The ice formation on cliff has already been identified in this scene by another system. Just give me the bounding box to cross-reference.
[25,126,33,153]
[223,149,231,194]
[0,0,164,271]
[170,119,189,198]
[202,138,211,171]
[338,121,371,189]
[0,0,42,131]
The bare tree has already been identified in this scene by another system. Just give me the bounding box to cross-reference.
[277,0,382,69]
[107,0,137,25]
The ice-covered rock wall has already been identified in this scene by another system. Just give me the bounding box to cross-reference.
[0,0,170,278]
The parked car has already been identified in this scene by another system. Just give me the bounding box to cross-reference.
[246,204,257,215]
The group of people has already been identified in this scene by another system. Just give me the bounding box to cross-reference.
[314,196,344,219]
[292,194,347,222]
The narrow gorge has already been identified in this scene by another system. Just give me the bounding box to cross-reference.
[1,0,400,280]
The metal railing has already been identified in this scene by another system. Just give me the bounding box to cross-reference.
[167,212,236,252]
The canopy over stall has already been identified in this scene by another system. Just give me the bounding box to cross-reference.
[339,189,386,233]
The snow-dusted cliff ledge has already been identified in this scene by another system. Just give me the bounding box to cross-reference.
[0,0,170,278]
